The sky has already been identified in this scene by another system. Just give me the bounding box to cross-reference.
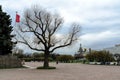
[0,0,120,54]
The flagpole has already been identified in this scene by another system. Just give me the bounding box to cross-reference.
[12,12,17,56]
[14,11,20,30]
[13,11,21,53]
[14,11,21,35]
[14,11,18,33]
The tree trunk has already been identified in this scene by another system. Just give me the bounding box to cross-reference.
[43,52,49,68]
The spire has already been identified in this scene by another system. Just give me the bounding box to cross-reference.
[78,43,83,54]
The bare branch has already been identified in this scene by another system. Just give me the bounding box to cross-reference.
[15,5,80,55]
[50,24,80,52]
[15,31,44,51]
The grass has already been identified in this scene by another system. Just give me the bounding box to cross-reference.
[37,66,56,69]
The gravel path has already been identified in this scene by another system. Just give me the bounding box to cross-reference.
[0,62,120,80]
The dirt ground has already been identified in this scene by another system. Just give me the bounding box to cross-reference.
[0,62,120,80]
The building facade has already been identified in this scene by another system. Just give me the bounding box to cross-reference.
[104,44,120,54]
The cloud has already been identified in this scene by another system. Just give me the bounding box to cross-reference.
[80,30,120,49]
[1,0,120,25]
[1,0,119,22]
[1,0,120,53]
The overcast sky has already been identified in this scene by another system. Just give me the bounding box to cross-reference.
[0,0,120,54]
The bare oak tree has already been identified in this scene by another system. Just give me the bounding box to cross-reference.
[16,6,80,68]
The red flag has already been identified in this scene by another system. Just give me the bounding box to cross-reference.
[16,13,20,22]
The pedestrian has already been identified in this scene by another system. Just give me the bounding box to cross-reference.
[56,60,58,64]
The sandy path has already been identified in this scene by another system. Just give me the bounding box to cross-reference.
[0,62,120,80]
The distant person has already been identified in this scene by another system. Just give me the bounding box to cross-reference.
[56,60,58,64]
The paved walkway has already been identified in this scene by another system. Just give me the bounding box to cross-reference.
[0,62,120,80]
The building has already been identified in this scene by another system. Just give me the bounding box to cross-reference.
[104,44,120,54]
[74,44,91,59]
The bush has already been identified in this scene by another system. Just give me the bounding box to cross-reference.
[23,57,53,62]
[57,55,74,63]
[23,58,33,62]
[86,50,114,64]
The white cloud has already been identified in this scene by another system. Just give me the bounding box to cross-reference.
[1,0,120,53]
[54,33,63,39]
[80,31,120,48]
[1,0,119,23]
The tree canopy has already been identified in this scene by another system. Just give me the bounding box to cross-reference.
[0,5,14,55]
[86,50,114,64]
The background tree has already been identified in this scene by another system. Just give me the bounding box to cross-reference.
[0,5,14,55]
[32,52,44,61]
[50,53,60,61]
[86,50,114,64]
[16,5,80,68]
[57,54,74,63]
